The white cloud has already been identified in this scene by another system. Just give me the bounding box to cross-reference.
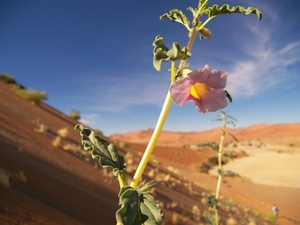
[79,113,99,127]
[226,23,300,99]
[87,72,170,112]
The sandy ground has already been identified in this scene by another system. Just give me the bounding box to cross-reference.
[210,149,300,188]
[1,81,300,225]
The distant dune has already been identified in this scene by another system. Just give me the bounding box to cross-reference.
[110,123,300,146]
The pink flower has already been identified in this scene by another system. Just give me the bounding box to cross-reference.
[170,65,228,113]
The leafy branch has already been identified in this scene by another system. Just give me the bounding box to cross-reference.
[75,124,126,186]
[212,111,238,225]
[153,36,191,71]
[203,4,263,20]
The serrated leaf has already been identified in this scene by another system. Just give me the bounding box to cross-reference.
[187,7,197,16]
[116,186,163,225]
[152,36,191,71]
[204,4,263,20]
[75,124,125,175]
[160,9,191,31]
[199,0,209,9]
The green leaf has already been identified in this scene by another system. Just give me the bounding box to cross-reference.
[206,195,218,209]
[221,199,231,209]
[116,185,163,225]
[199,142,218,151]
[225,170,240,177]
[226,131,238,142]
[152,36,191,71]
[137,180,161,194]
[218,169,225,178]
[160,9,191,31]
[204,211,216,225]
[223,152,234,160]
[75,124,125,175]
[204,4,263,20]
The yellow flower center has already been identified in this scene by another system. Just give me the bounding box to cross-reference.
[190,83,208,99]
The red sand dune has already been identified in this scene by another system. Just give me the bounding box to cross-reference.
[1,81,300,225]
[110,123,300,146]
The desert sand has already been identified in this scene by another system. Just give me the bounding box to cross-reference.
[210,150,300,188]
[1,80,300,225]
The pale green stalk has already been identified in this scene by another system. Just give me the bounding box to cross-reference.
[214,118,227,225]
[117,172,126,189]
[130,27,199,189]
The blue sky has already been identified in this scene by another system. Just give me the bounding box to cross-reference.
[1,0,300,136]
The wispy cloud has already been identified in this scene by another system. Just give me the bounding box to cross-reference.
[77,1,300,112]
[226,23,300,99]
[85,71,170,112]
[79,113,99,127]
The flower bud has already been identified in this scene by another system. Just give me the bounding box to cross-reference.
[199,28,212,39]
[181,68,193,77]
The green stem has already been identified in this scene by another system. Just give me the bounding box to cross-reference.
[196,16,216,32]
[214,120,227,225]
[130,27,198,190]
[118,172,126,189]
[130,91,173,189]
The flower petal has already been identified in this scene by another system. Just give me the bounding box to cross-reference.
[187,65,211,85]
[200,89,228,112]
[169,78,191,106]
[205,69,227,89]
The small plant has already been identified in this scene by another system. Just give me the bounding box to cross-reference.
[12,86,47,104]
[120,141,129,148]
[69,109,80,120]
[204,111,238,225]
[267,213,277,222]
[253,209,263,217]
[0,73,16,84]
[196,162,210,173]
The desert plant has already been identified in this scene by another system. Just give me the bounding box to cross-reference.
[119,141,129,148]
[203,111,238,225]
[267,213,277,222]
[69,109,80,120]
[289,143,295,147]
[0,73,16,84]
[12,86,47,104]
[196,162,211,174]
[208,156,226,166]
[75,1,262,224]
